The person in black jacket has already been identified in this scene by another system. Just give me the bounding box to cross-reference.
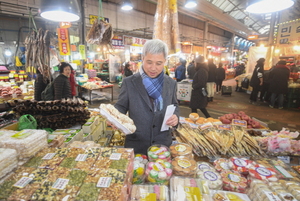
[206,59,217,102]
[187,60,196,79]
[53,62,72,100]
[190,56,211,118]
[269,60,290,109]
[249,58,265,105]
[215,62,226,94]
[34,68,48,101]
[124,62,133,77]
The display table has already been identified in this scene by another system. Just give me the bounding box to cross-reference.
[78,85,114,103]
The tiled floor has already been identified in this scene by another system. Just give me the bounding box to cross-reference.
[88,79,300,131]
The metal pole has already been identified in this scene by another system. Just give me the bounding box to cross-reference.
[203,21,208,59]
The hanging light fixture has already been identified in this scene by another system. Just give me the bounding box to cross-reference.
[40,0,80,22]
[246,0,294,14]
[121,0,133,11]
[185,0,197,8]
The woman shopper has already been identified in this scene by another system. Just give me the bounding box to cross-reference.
[53,62,72,100]
[269,60,290,109]
[215,62,226,94]
[124,62,133,77]
[207,59,217,102]
[190,56,211,118]
[249,58,265,105]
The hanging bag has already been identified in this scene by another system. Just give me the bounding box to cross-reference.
[41,81,54,101]
[18,114,37,131]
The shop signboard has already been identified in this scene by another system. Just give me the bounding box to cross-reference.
[112,35,124,49]
[276,20,300,44]
[59,22,71,28]
[177,82,192,101]
[89,15,109,25]
[130,46,143,54]
[57,28,71,56]
[123,36,148,47]
[79,45,86,59]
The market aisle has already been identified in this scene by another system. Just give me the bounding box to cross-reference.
[91,79,300,131]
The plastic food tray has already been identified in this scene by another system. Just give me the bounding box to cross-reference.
[99,107,132,135]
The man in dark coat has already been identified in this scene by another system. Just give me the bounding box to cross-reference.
[269,60,290,109]
[189,56,211,118]
[249,58,265,105]
[207,59,217,102]
[34,69,48,101]
[215,62,226,94]
[187,60,196,79]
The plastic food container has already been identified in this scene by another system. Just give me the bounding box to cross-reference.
[169,143,193,158]
[220,170,248,193]
[130,184,169,201]
[147,144,171,162]
[214,158,231,172]
[145,159,172,185]
[197,161,215,171]
[171,156,197,177]
[133,154,148,184]
[196,169,223,190]
[228,157,253,174]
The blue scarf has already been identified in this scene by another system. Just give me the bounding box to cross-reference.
[140,67,164,112]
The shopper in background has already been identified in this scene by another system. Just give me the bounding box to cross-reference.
[187,60,196,79]
[249,58,265,105]
[124,62,133,77]
[269,60,290,109]
[190,56,211,118]
[53,62,72,100]
[206,59,217,102]
[114,39,179,155]
[175,58,186,82]
[215,62,226,94]
[290,63,299,73]
[259,65,274,103]
[34,68,48,101]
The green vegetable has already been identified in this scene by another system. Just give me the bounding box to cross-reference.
[109,159,128,170]
[59,158,77,169]
[67,170,87,186]
[23,157,43,168]
[0,180,16,199]
[75,183,100,201]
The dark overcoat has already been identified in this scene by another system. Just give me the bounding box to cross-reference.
[53,74,72,100]
[269,65,290,94]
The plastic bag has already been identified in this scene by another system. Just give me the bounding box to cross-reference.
[18,114,37,130]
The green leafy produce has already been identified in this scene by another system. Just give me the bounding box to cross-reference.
[23,157,43,168]
[67,170,87,186]
[75,183,100,201]
[0,180,16,199]
[59,157,77,168]
[109,159,128,170]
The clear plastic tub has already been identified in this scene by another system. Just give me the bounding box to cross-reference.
[196,169,223,190]
[145,160,172,185]
[130,184,169,201]
[169,143,193,158]
[171,156,197,177]
[147,144,171,162]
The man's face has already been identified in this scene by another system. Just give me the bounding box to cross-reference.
[142,53,166,78]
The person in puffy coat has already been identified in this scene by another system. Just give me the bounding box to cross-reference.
[189,56,211,118]
[53,62,72,100]
[249,58,265,105]
[206,59,217,102]
[175,59,186,82]
[269,60,290,109]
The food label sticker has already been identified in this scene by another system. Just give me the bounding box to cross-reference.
[264,191,281,201]
[228,173,241,183]
[97,177,112,188]
[198,164,211,170]
[153,163,165,171]
[188,122,199,129]
[200,122,213,130]
[220,162,230,170]
[13,177,33,188]
[184,186,202,201]
[203,171,218,181]
[274,166,293,178]
[11,130,32,139]
[218,124,232,130]
[140,193,156,201]
[277,156,290,164]
[52,178,69,190]
[179,116,186,124]
[109,153,122,160]
[42,153,56,160]
[75,154,88,161]
[178,159,191,168]
[175,144,187,152]
[256,167,272,177]
[232,119,247,127]
[277,193,296,201]
[233,158,247,167]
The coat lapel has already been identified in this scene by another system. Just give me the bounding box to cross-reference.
[132,74,153,110]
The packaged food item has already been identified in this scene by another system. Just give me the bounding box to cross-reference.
[212,190,251,201]
[148,144,171,162]
[228,157,253,174]
[39,148,69,170]
[133,154,148,184]
[248,163,278,182]
[0,148,18,179]
[214,158,230,172]
[220,170,247,193]
[172,156,197,177]
[197,162,215,171]
[169,143,193,158]
[145,160,172,185]
[197,169,223,190]
[130,184,169,201]
[170,176,209,201]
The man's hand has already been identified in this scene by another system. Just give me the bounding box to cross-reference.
[166,114,179,127]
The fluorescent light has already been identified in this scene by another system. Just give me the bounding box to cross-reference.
[246,0,294,13]
[121,0,133,10]
[4,49,12,57]
[185,0,197,8]
[41,11,80,22]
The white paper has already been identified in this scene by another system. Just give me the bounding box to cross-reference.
[160,104,176,131]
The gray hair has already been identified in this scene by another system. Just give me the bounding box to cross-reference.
[142,39,168,59]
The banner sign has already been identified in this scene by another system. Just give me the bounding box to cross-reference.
[123,36,148,46]
[79,45,86,59]
[277,20,300,44]
[57,28,71,56]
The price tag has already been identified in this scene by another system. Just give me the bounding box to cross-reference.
[97,177,112,188]
[75,154,88,162]
[42,153,56,160]
[277,156,290,164]
[264,191,281,201]
[13,177,32,188]
[109,153,122,160]
[52,178,69,190]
